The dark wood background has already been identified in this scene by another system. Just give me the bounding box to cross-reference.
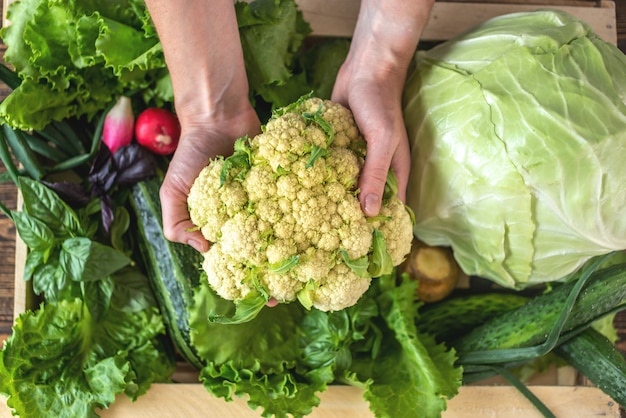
[1,0,626,361]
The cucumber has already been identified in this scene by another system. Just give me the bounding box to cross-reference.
[555,328,626,408]
[129,176,206,370]
[417,293,529,343]
[453,263,626,356]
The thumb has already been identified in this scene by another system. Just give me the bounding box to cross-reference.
[160,178,210,253]
[358,143,393,217]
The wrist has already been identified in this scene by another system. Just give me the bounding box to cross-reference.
[348,0,434,78]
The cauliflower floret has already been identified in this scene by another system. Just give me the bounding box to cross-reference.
[276,173,299,200]
[203,243,252,301]
[325,182,348,203]
[326,148,362,189]
[308,263,372,312]
[339,221,373,260]
[292,248,334,283]
[253,113,309,170]
[273,213,296,239]
[266,239,298,265]
[243,164,277,201]
[262,272,303,303]
[291,157,327,189]
[188,161,248,242]
[188,97,414,316]
[302,97,362,149]
[220,212,268,265]
[376,198,415,266]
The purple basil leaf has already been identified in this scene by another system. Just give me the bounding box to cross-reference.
[112,144,157,185]
[100,194,114,236]
[89,143,112,177]
[88,167,117,196]
[41,180,90,207]
[88,144,117,195]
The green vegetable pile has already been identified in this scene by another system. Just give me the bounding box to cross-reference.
[1,2,626,418]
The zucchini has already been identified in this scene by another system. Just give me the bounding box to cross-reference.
[129,176,206,370]
[453,262,626,358]
[555,328,626,408]
[417,293,529,343]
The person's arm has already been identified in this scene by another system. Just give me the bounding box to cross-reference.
[332,0,434,216]
[145,0,261,252]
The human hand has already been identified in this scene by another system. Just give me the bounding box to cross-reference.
[331,63,411,217]
[331,0,432,216]
[160,104,261,252]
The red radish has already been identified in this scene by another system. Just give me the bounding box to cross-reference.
[135,108,181,155]
[103,96,134,155]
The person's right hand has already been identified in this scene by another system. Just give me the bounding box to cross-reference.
[160,103,261,253]
[144,0,258,252]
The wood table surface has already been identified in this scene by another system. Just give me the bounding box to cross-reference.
[1,0,626,369]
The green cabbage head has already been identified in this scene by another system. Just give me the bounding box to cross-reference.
[402,10,626,289]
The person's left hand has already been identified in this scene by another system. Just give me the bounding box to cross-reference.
[331,49,412,217]
[331,0,430,216]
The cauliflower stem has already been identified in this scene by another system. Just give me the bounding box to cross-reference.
[188,96,414,322]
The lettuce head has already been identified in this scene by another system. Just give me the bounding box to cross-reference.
[402,10,626,289]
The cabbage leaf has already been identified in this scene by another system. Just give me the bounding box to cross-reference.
[403,10,626,288]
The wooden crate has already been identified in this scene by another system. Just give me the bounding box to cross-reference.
[1,1,622,417]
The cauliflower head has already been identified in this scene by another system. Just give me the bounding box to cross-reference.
[188,97,413,314]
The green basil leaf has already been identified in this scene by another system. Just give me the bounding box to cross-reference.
[11,210,55,250]
[109,206,130,254]
[18,177,82,237]
[60,237,131,282]
[32,260,67,301]
[23,249,45,281]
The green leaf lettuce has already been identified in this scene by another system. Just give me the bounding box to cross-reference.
[0,298,174,418]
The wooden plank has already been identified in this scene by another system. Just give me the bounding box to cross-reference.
[296,1,618,45]
[2,385,615,418]
[0,383,621,417]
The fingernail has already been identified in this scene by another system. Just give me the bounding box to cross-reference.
[188,239,205,253]
[364,193,380,216]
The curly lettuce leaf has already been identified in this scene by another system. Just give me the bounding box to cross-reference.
[0,0,315,130]
[190,280,330,418]
[236,0,311,99]
[191,271,462,418]
[0,0,165,130]
[0,298,174,418]
[301,274,462,418]
[357,276,462,418]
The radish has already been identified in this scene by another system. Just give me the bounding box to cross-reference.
[102,96,134,155]
[135,108,181,155]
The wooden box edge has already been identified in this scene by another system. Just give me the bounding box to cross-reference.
[3,1,620,417]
